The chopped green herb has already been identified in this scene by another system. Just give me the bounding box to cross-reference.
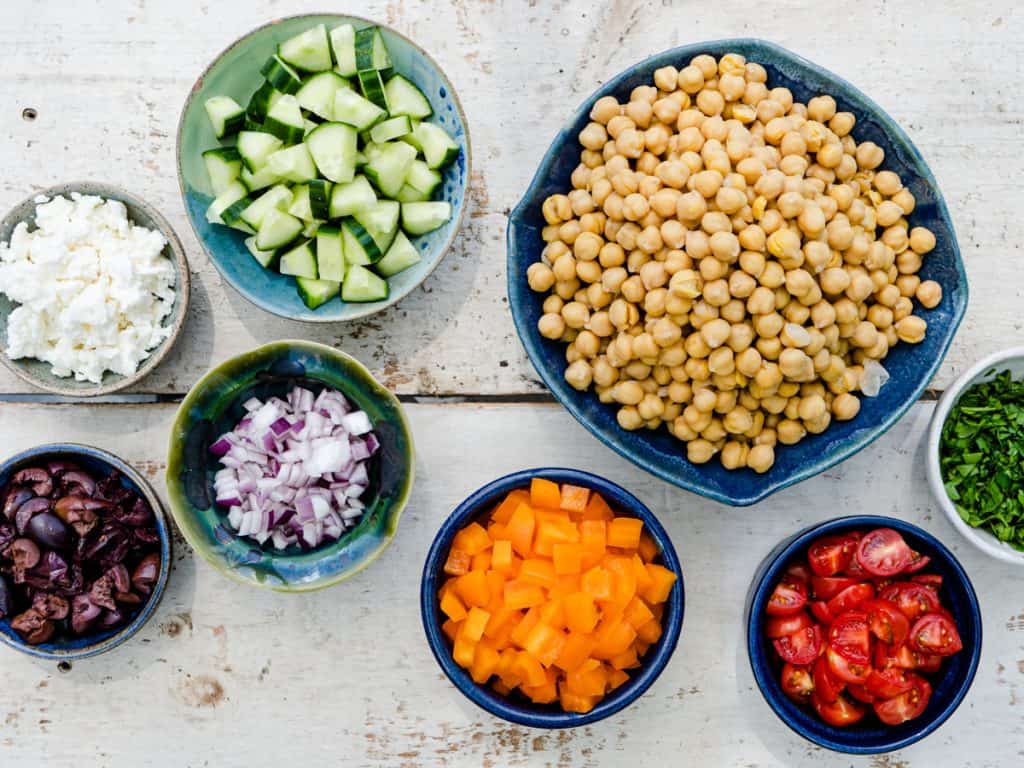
[940,369,1024,551]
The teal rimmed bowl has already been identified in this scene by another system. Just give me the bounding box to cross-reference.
[165,341,414,591]
[177,14,470,322]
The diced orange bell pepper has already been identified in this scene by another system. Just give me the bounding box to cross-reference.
[455,569,490,607]
[579,520,607,569]
[632,554,653,592]
[463,606,491,643]
[506,503,536,558]
[491,539,513,573]
[470,640,501,684]
[583,491,615,521]
[487,521,507,541]
[452,522,493,556]
[530,478,562,510]
[453,635,476,668]
[440,590,468,621]
[510,607,542,648]
[496,648,522,688]
[519,558,557,589]
[539,598,565,630]
[553,632,594,672]
[608,668,630,690]
[559,685,597,714]
[492,489,530,523]
[472,550,492,572]
[534,512,579,557]
[637,531,659,563]
[581,566,613,601]
[610,647,639,670]
[441,618,461,643]
[492,680,513,697]
[522,666,559,704]
[552,543,583,575]
[513,651,548,687]
[484,604,519,641]
[623,596,655,630]
[636,618,663,645]
[485,571,506,613]
[602,556,637,610]
[635,640,651,658]
[443,549,472,576]
[559,483,590,514]
[607,517,643,550]
[504,580,546,611]
[638,563,677,605]
[524,622,568,667]
[563,591,600,634]
[550,573,581,598]
[592,617,637,660]
[566,658,608,697]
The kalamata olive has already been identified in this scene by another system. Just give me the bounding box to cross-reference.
[15,497,50,534]
[9,538,40,570]
[109,564,130,593]
[25,512,72,551]
[114,590,142,606]
[70,594,101,634]
[0,574,12,618]
[133,527,160,546]
[0,522,15,556]
[99,608,125,629]
[51,563,83,597]
[46,460,82,477]
[113,497,152,527]
[31,592,69,620]
[10,607,54,644]
[89,571,116,611]
[11,467,53,497]
[80,523,128,562]
[132,553,161,595]
[59,471,96,497]
[2,488,34,520]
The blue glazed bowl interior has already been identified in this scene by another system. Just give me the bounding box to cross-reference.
[507,39,968,506]
[746,515,982,754]
[177,14,469,322]
[420,468,684,728]
[0,445,171,661]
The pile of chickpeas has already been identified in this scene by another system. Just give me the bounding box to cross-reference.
[527,52,941,474]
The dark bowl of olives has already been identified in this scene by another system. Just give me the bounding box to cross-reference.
[0,444,171,660]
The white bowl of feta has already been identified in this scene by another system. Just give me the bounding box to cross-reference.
[0,183,190,396]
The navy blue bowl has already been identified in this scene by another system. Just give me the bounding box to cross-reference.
[421,468,684,728]
[746,515,981,754]
[507,39,968,506]
[0,444,172,661]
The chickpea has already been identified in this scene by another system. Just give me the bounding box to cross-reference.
[686,439,716,464]
[895,315,927,343]
[855,141,884,169]
[916,280,942,309]
[831,392,860,421]
[747,444,775,473]
[561,301,590,330]
[538,313,566,339]
[617,406,644,431]
[909,226,936,254]
[896,274,920,299]
[696,89,725,116]
[779,348,815,381]
[564,360,594,391]
[892,188,916,215]
[527,262,556,293]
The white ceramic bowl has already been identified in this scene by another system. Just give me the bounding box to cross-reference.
[927,347,1024,565]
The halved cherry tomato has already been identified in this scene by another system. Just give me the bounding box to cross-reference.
[813,656,845,703]
[856,528,912,576]
[879,582,940,621]
[809,600,833,625]
[874,642,941,673]
[903,550,931,573]
[909,612,963,657]
[766,578,808,616]
[827,582,875,616]
[773,624,824,665]
[847,683,876,704]
[873,673,931,726]
[812,691,866,727]
[784,562,813,584]
[915,652,943,674]
[811,576,859,601]
[911,573,943,591]
[863,598,910,646]
[865,667,915,699]
[828,611,871,663]
[780,662,815,702]
[766,611,813,639]
[826,646,871,684]
[807,534,858,576]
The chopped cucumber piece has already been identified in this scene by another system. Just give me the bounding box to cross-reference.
[401,201,452,235]
[329,24,357,77]
[278,240,318,279]
[329,175,377,217]
[305,122,358,183]
[220,197,254,232]
[206,181,248,225]
[369,115,412,144]
[308,179,333,219]
[405,159,442,196]
[395,184,432,203]
[296,277,340,309]
[375,231,421,277]
[245,235,280,269]
[287,185,313,220]
[357,69,388,111]
[267,144,318,183]
[264,94,306,143]
[301,220,321,239]
[400,120,424,152]
[383,75,432,119]
[354,27,392,72]
[354,200,400,253]
[342,264,389,302]
[240,184,294,229]
[202,148,242,196]
[237,131,283,172]
[256,208,303,250]
[240,163,282,192]
[296,71,349,120]
[341,218,382,265]
[204,96,245,138]
[261,54,303,94]
[246,81,283,123]
[363,141,417,198]
[333,88,386,131]
[303,119,319,138]
[415,122,460,169]
[278,23,332,72]
[316,225,346,282]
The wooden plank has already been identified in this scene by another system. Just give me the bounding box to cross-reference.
[0,400,1019,766]
[0,0,1022,395]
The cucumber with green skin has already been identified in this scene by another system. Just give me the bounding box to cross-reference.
[203,148,242,195]
[278,240,318,279]
[260,55,303,94]
[354,27,392,72]
[375,231,421,277]
[278,24,332,72]
[204,96,245,138]
[342,264,389,302]
[297,277,341,309]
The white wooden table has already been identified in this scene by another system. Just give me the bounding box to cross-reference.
[0,1,1022,765]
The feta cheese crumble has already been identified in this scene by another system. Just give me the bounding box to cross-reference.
[0,193,176,383]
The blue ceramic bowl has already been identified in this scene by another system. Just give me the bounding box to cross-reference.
[421,468,684,728]
[177,14,470,322]
[746,515,981,754]
[507,39,968,506]
[0,444,172,661]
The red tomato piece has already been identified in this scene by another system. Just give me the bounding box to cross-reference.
[911,573,943,591]
[773,624,824,666]
[826,645,871,684]
[828,611,871,663]
[784,562,813,584]
[915,653,943,674]
[813,655,845,703]
[766,612,813,639]
[780,662,815,703]
[812,691,867,727]
[909,612,963,657]
[856,528,912,577]
[766,578,808,616]
[873,673,932,726]
[864,598,910,646]
[878,582,940,621]
[865,667,915,699]
[807,534,858,577]
[874,642,941,673]
[809,600,833,625]
[811,576,859,601]
[827,582,875,616]
[903,550,931,573]
[847,683,876,704]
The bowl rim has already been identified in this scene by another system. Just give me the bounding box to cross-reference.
[746,514,982,754]
[926,346,1024,565]
[164,339,415,592]
[506,37,968,506]
[0,442,172,660]
[419,467,685,728]
[0,182,191,397]
[175,12,473,323]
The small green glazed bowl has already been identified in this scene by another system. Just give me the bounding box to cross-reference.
[165,340,414,591]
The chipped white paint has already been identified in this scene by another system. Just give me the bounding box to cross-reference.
[0,0,1022,395]
[0,401,1020,767]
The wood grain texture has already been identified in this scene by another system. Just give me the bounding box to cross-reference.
[0,0,1021,395]
[0,400,1019,767]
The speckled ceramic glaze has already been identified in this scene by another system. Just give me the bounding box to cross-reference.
[421,468,684,728]
[177,14,470,322]
[0,182,190,397]
[0,444,172,661]
[746,516,981,754]
[166,341,414,592]
[507,40,968,506]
